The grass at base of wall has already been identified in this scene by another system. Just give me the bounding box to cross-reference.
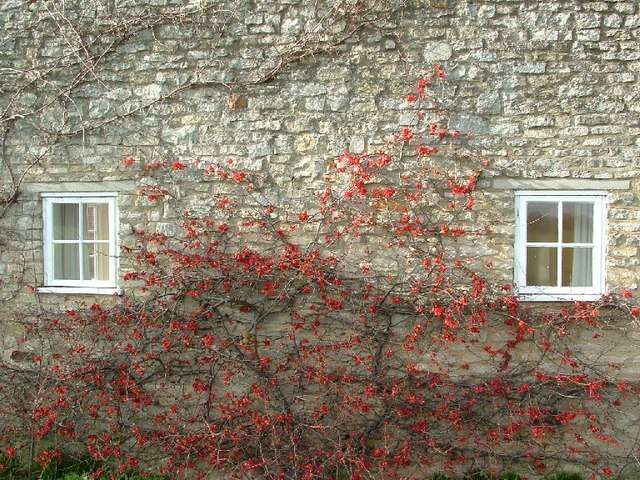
[0,454,165,480]
[435,472,585,480]
[456,473,584,480]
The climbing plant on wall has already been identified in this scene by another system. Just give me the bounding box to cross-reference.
[0,0,409,307]
[1,66,639,480]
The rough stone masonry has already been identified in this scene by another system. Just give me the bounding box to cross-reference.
[0,1,639,476]
[0,0,638,370]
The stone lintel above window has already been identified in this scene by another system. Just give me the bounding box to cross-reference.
[491,177,630,191]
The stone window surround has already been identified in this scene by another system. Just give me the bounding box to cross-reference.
[490,177,630,191]
[514,190,608,302]
[490,178,631,302]
[38,191,121,296]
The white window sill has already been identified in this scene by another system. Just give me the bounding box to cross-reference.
[36,286,122,295]
[518,293,604,302]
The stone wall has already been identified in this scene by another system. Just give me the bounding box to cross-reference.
[1,2,640,476]
[0,0,639,335]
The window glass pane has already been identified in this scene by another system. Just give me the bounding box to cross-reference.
[562,247,593,287]
[527,202,558,242]
[83,203,110,241]
[83,243,110,281]
[562,202,593,243]
[52,203,79,240]
[54,244,80,280]
[526,247,557,286]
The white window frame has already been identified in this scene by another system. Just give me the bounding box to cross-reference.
[514,190,607,302]
[38,192,121,295]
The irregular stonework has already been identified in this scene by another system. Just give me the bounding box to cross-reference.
[0,0,638,349]
[0,3,640,477]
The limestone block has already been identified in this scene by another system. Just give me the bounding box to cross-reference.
[423,42,452,62]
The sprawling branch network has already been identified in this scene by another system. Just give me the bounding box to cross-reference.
[1,67,639,479]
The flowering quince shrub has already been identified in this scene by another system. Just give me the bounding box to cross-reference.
[2,67,640,480]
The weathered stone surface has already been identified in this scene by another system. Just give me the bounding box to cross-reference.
[22,181,137,193]
[491,178,631,190]
[476,91,501,114]
[0,0,638,335]
[227,93,248,111]
[422,41,452,62]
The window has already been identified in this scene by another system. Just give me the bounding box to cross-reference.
[514,191,607,301]
[40,193,119,294]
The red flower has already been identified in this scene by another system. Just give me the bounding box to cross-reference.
[259,356,271,369]
[444,315,459,329]
[372,187,395,199]
[202,334,215,348]
[232,170,246,183]
[587,381,604,400]
[417,145,436,156]
[401,128,413,141]
[372,448,387,458]
[35,449,61,469]
[325,297,343,310]
[554,411,577,425]
[171,161,186,171]
[192,378,208,393]
[122,155,135,167]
